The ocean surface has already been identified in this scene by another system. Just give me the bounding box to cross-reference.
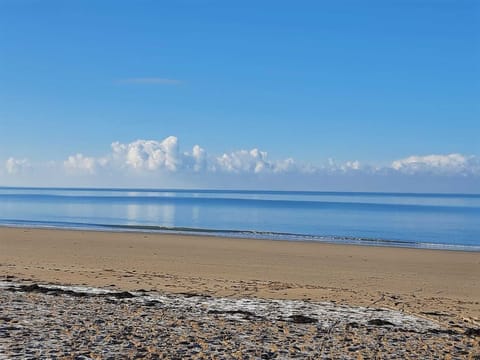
[0,187,479,251]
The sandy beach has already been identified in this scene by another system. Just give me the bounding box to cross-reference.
[1,227,479,358]
[1,227,479,312]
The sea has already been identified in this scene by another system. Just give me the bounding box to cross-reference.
[0,187,479,251]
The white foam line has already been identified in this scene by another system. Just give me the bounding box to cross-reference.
[139,294,440,332]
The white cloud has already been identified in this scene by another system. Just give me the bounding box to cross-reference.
[111,137,181,172]
[3,137,479,192]
[5,157,30,175]
[215,149,271,174]
[273,158,297,173]
[61,138,479,178]
[343,160,361,171]
[321,158,362,173]
[105,138,300,175]
[64,154,98,174]
[213,148,307,174]
[186,144,207,172]
[391,154,480,175]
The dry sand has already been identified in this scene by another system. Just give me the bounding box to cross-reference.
[1,226,479,324]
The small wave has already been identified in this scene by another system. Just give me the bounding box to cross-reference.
[1,219,479,252]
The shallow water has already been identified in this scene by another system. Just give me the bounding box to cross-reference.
[1,187,479,251]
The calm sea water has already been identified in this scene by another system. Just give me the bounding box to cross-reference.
[1,187,479,251]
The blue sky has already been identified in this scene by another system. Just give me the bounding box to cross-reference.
[0,0,479,191]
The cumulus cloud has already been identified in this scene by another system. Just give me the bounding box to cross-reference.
[321,158,363,173]
[111,137,181,172]
[391,153,480,175]
[87,137,302,175]
[215,149,271,174]
[185,145,207,172]
[343,160,361,171]
[58,137,479,179]
[3,137,478,192]
[64,154,99,174]
[5,157,30,175]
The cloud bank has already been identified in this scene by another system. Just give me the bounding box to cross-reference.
[391,154,479,175]
[58,137,304,176]
[2,136,479,192]
[5,157,30,175]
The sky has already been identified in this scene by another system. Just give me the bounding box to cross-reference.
[0,0,479,192]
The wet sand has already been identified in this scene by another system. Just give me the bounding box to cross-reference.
[1,227,479,320]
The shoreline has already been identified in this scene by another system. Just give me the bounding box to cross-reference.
[2,223,479,252]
